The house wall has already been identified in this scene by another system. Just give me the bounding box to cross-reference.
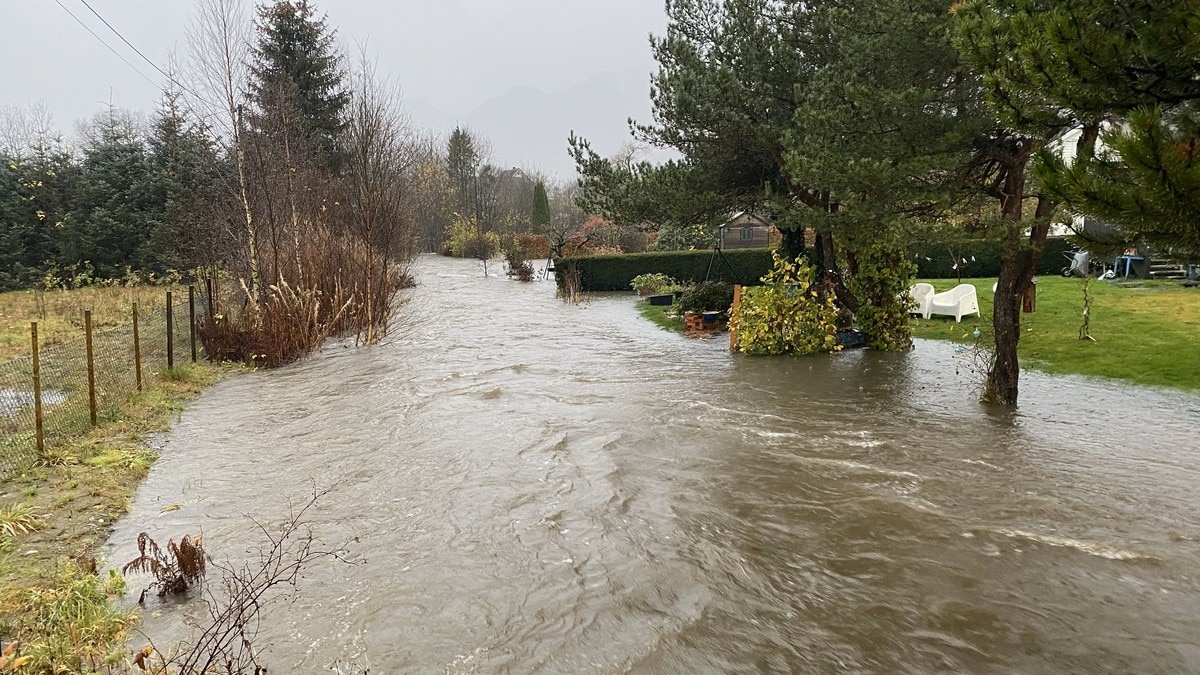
[723,226,772,249]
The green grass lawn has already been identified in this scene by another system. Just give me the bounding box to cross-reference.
[634,276,1200,392]
[913,276,1200,391]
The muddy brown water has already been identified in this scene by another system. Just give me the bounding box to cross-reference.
[107,255,1200,673]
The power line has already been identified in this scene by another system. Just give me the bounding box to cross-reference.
[52,0,160,89]
[54,0,232,132]
[76,0,175,83]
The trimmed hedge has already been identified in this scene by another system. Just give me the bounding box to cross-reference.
[555,248,775,292]
[909,236,1074,279]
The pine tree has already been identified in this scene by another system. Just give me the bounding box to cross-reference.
[953,0,1073,406]
[248,0,349,169]
[787,0,992,350]
[956,0,1200,256]
[531,180,550,233]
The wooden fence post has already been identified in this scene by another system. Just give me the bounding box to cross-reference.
[189,285,197,363]
[85,310,97,427]
[729,284,742,352]
[31,322,44,457]
[166,291,174,370]
[132,302,143,392]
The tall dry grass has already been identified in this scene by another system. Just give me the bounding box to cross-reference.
[198,225,413,367]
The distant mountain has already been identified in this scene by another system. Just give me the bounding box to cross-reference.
[406,71,665,180]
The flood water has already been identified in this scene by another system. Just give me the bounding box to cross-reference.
[108,255,1200,673]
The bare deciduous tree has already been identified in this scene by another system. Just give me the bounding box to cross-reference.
[186,0,262,310]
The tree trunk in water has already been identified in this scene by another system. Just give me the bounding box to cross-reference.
[985,190,1054,406]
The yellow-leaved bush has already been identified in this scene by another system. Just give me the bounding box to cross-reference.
[730,252,842,356]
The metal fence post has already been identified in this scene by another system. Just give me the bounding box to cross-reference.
[133,301,143,392]
[166,291,174,370]
[31,322,44,457]
[189,284,197,363]
[85,309,97,427]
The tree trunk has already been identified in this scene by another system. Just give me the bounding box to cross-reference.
[780,226,806,261]
[816,230,858,312]
[984,181,1054,406]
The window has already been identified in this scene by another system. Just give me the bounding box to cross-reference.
[740,227,753,242]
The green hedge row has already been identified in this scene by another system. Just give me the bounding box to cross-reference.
[555,248,775,292]
[909,236,1074,279]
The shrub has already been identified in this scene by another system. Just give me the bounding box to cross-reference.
[514,262,534,282]
[730,252,842,356]
[555,248,774,291]
[123,531,207,599]
[517,233,550,259]
[630,273,675,296]
[502,234,528,275]
[677,281,734,315]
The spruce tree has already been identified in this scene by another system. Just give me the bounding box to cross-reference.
[248,0,349,169]
[531,180,550,233]
[66,110,156,279]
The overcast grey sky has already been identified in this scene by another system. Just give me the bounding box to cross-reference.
[1,0,669,177]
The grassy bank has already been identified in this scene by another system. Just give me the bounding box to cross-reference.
[0,362,226,670]
[634,277,1200,391]
[0,285,230,671]
[637,301,684,332]
[912,276,1200,391]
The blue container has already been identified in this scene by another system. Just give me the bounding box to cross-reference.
[702,311,721,323]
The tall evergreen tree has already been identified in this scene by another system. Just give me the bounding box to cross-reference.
[953,0,1073,406]
[145,89,231,272]
[0,143,79,289]
[787,0,992,350]
[248,0,349,168]
[66,109,156,279]
[531,180,551,233]
[446,127,480,218]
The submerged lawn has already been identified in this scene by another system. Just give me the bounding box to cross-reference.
[912,276,1200,391]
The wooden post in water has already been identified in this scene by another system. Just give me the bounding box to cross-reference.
[729,284,742,352]
[166,291,174,370]
[31,323,44,457]
[188,285,197,363]
[85,310,97,427]
[132,302,143,391]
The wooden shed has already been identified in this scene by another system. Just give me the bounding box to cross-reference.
[720,212,775,249]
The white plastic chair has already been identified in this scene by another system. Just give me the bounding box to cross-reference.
[909,283,934,317]
[924,284,980,322]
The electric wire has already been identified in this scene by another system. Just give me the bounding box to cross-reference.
[51,0,160,89]
[53,0,238,137]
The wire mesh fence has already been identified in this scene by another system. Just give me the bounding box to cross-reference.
[0,286,207,479]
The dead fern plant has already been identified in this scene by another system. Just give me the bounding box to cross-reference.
[130,485,359,674]
[123,532,207,601]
